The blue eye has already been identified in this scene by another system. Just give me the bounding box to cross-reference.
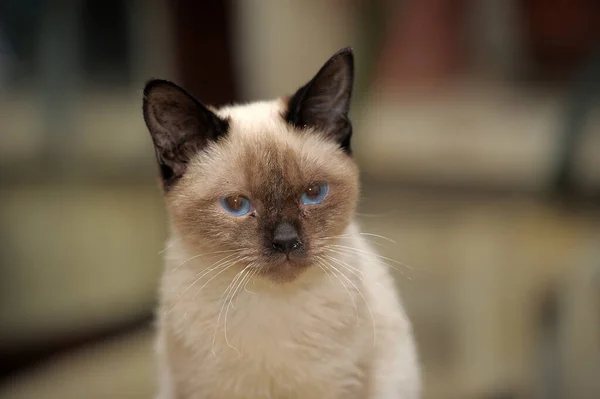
[220,195,252,216]
[301,183,328,205]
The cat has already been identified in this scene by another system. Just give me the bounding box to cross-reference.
[143,47,420,399]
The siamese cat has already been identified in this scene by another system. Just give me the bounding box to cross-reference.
[143,48,420,399]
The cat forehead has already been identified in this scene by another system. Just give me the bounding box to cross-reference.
[214,99,288,136]
[211,98,340,161]
[179,98,356,197]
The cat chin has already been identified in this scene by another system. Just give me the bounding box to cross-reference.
[257,258,314,284]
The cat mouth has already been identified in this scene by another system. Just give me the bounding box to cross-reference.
[272,254,309,267]
[259,255,312,283]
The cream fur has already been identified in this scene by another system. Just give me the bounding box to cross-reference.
[156,222,420,399]
[154,99,420,398]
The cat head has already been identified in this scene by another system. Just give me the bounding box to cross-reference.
[143,48,359,282]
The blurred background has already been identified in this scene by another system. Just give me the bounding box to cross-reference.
[0,0,599,398]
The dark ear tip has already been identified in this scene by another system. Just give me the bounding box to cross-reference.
[326,48,354,78]
[332,47,354,63]
[335,47,354,56]
[143,79,183,99]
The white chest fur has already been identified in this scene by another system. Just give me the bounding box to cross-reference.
[156,224,420,399]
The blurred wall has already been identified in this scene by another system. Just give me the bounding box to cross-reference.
[232,0,359,101]
[0,1,599,399]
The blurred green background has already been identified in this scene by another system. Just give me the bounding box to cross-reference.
[0,1,599,398]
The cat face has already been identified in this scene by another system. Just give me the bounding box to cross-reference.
[143,48,358,282]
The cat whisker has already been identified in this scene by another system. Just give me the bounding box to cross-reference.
[355,232,396,244]
[320,233,350,240]
[191,256,250,300]
[319,257,377,347]
[171,248,245,271]
[320,232,396,244]
[315,260,335,285]
[322,254,365,278]
[225,267,255,357]
[211,275,241,357]
[323,247,409,280]
[375,282,394,297]
[323,253,399,303]
[164,255,246,316]
[320,235,385,248]
[232,263,258,308]
[212,265,252,357]
[242,267,259,295]
[158,238,178,254]
[178,253,244,297]
[355,210,398,218]
[324,246,413,280]
[187,252,246,282]
[319,232,398,248]
[324,244,414,270]
[316,257,359,327]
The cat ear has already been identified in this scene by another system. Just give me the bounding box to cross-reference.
[142,79,229,190]
[285,47,354,154]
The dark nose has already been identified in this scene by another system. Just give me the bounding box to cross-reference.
[272,222,302,254]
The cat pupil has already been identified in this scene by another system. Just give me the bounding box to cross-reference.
[227,196,242,210]
[306,185,320,198]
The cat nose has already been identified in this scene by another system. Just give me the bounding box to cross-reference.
[272,222,302,254]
